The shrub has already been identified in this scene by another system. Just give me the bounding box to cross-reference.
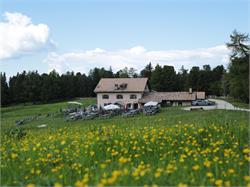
[6,127,27,139]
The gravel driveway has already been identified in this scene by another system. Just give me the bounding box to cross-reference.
[183,99,250,112]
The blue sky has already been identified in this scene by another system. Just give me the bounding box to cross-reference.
[0,0,249,77]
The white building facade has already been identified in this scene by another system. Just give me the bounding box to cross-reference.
[94,78,206,109]
[94,78,149,109]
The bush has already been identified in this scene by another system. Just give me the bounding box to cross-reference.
[6,127,27,139]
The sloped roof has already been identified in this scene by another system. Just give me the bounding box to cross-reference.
[94,78,148,93]
[139,92,199,103]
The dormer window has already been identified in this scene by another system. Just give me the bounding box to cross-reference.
[102,94,109,99]
[130,94,137,99]
[114,84,119,90]
[119,83,127,90]
[114,83,127,90]
[117,94,123,99]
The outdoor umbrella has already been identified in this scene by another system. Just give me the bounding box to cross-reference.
[144,101,158,107]
[103,104,120,110]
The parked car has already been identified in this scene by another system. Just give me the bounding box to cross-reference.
[191,99,215,106]
[143,105,159,115]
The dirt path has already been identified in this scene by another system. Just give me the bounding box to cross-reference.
[183,99,250,112]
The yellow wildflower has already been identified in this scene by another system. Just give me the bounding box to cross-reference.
[36,169,41,175]
[36,143,41,147]
[244,176,250,182]
[134,154,140,158]
[107,177,116,185]
[178,183,188,187]
[100,164,106,169]
[112,170,121,177]
[228,169,234,174]
[54,183,62,187]
[225,181,230,187]
[206,172,213,177]
[26,184,35,187]
[213,156,219,162]
[90,151,95,156]
[119,157,128,164]
[100,178,107,185]
[154,172,161,178]
[215,179,223,186]
[243,148,250,154]
[75,180,85,187]
[11,153,18,159]
[204,160,211,167]
[47,153,52,158]
[244,155,250,161]
[97,183,104,187]
[192,165,200,170]
[31,168,35,174]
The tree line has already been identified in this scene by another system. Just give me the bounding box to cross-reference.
[1,30,249,106]
[0,64,226,106]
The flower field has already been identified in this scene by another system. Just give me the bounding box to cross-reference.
[1,99,249,186]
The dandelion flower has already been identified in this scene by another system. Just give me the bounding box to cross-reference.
[11,153,18,159]
[90,151,95,156]
[206,172,213,177]
[204,160,211,167]
[26,184,35,187]
[192,165,200,170]
[228,168,235,174]
[54,183,62,187]
[178,183,188,187]
[215,179,223,186]
[61,140,66,145]
[244,176,250,182]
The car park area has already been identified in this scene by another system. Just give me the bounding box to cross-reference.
[184,99,250,112]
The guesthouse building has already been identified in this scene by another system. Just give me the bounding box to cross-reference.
[94,78,205,109]
[94,78,149,109]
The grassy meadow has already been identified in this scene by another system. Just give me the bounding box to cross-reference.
[1,98,249,186]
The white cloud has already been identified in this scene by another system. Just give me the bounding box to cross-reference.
[0,12,54,60]
[128,46,146,55]
[44,45,230,74]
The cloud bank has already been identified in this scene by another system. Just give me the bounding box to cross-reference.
[0,12,54,60]
[0,12,230,73]
[45,45,230,74]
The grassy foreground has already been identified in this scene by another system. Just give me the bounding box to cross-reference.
[1,98,249,186]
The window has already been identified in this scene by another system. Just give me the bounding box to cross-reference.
[116,94,123,99]
[133,103,138,109]
[102,94,109,99]
[178,101,182,106]
[130,94,137,99]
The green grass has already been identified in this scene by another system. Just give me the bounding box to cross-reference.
[1,97,96,131]
[1,98,249,186]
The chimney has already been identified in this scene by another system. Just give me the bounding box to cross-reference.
[189,88,192,94]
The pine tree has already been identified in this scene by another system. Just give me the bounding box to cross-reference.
[1,73,9,106]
